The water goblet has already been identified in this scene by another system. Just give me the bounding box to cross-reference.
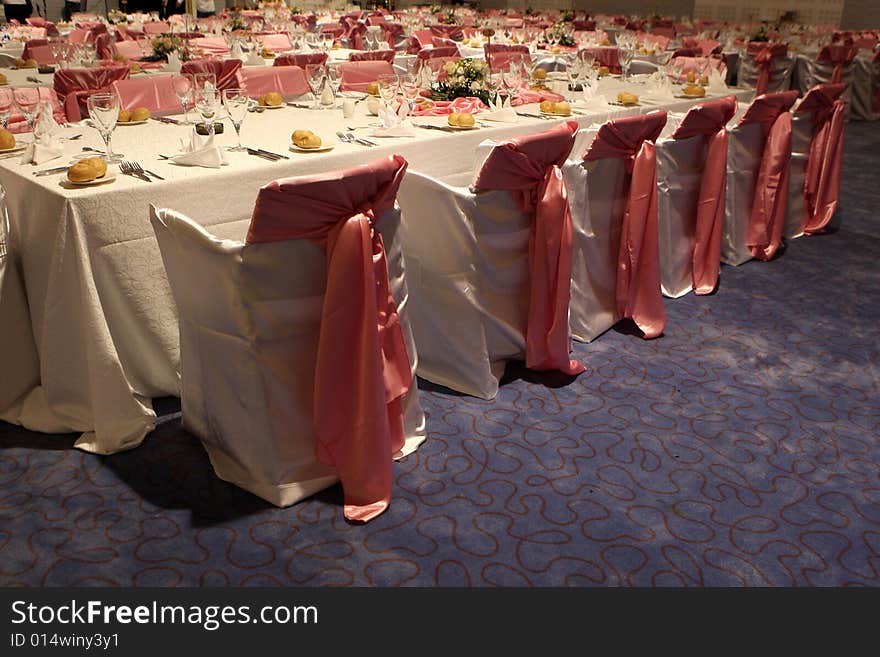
[85,92,123,162]
[193,72,216,92]
[194,87,219,137]
[400,73,420,115]
[222,88,248,151]
[305,63,325,109]
[0,88,13,130]
[171,73,194,124]
[12,87,39,133]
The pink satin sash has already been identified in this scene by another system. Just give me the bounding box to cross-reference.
[584,112,667,338]
[350,49,395,63]
[411,95,486,116]
[274,52,328,68]
[180,58,243,91]
[418,45,460,60]
[246,155,412,523]
[53,66,131,122]
[738,91,798,260]
[798,83,846,235]
[671,95,738,295]
[747,42,788,95]
[513,86,565,106]
[339,60,394,92]
[485,43,530,71]
[472,121,585,375]
[237,66,310,99]
[112,75,180,114]
[818,45,858,83]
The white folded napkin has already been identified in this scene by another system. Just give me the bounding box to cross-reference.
[369,102,415,137]
[575,94,609,110]
[165,51,181,73]
[169,129,228,168]
[245,49,265,66]
[706,68,728,94]
[641,72,676,101]
[482,94,518,122]
[19,136,62,165]
[230,41,246,62]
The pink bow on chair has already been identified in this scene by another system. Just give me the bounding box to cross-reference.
[737,90,799,261]
[671,95,738,295]
[584,112,668,338]
[473,121,585,375]
[246,155,413,523]
[798,83,846,235]
[747,42,787,95]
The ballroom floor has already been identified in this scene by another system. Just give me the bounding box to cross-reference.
[1,121,878,587]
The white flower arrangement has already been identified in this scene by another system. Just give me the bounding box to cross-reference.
[431,58,491,105]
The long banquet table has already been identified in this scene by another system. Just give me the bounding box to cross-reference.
[0,80,753,454]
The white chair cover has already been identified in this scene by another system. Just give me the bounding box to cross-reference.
[739,50,795,94]
[849,53,878,121]
[562,138,626,342]
[785,110,813,240]
[149,204,426,507]
[0,185,40,416]
[655,133,707,297]
[722,120,765,265]
[397,171,530,399]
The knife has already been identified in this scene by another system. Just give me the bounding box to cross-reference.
[26,76,41,83]
[416,124,455,133]
[252,147,289,160]
[351,135,377,146]
[33,166,69,176]
[246,148,278,160]
[153,116,182,125]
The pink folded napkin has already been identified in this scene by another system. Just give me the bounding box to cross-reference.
[513,87,566,106]
[411,96,487,116]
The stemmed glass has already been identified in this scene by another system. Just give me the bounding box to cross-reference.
[12,87,39,133]
[326,63,342,101]
[0,88,14,130]
[193,87,219,137]
[377,72,399,107]
[400,73,420,116]
[85,93,123,162]
[502,59,523,100]
[222,88,248,151]
[171,73,193,124]
[619,46,635,81]
[193,72,216,92]
[305,63,325,109]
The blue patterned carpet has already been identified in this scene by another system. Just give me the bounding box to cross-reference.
[2,122,878,587]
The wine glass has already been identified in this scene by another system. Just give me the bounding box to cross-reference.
[85,93,123,162]
[193,87,219,137]
[193,72,216,92]
[503,59,523,99]
[171,73,193,124]
[12,87,39,133]
[619,46,634,81]
[222,88,248,151]
[0,89,13,129]
[305,63,325,109]
[326,63,342,100]
[400,73,419,115]
[377,72,399,106]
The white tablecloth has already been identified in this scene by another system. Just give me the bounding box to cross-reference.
[0,79,753,454]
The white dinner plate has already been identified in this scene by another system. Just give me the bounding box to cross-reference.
[0,144,27,154]
[540,111,573,118]
[676,92,707,99]
[445,123,479,130]
[61,174,117,187]
[289,143,334,153]
[117,120,149,126]
[261,104,285,110]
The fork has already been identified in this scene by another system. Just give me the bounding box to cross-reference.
[119,161,152,182]
[127,160,164,181]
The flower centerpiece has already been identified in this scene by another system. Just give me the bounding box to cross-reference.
[428,58,491,106]
[440,10,458,25]
[107,9,127,24]
[226,12,248,33]
[543,23,575,47]
[429,4,443,14]
[141,33,189,62]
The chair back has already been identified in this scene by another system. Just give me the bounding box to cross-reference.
[237,66,311,100]
[54,65,130,122]
[181,58,243,91]
[349,49,395,63]
[274,52,328,68]
[338,60,394,92]
[112,75,180,115]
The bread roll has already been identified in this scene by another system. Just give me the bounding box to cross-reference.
[0,73,7,85]
[456,112,475,127]
[617,92,639,105]
[130,107,151,121]
[532,69,547,80]
[24,59,38,69]
[0,128,15,150]
[555,101,571,115]
[262,92,283,107]
[597,66,610,77]
[118,109,132,123]
[365,82,379,96]
[67,161,98,183]
[447,113,460,126]
[683,84,705,97]
[292,129,321,148]
[82,157,108,178]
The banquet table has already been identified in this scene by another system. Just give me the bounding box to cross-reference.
[0,79,753,454]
